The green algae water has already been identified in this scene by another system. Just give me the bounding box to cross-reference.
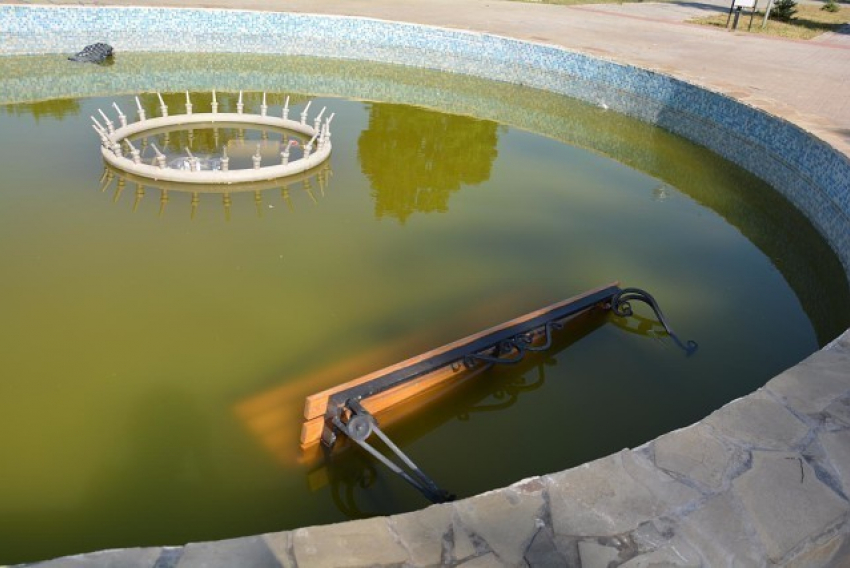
[1,54,848,564]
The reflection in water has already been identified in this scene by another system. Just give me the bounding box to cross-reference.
[1,98,80,121]
[608,310,674,344]
[128,123,309,165]
[358,104,499,223]
[98,162,333,220]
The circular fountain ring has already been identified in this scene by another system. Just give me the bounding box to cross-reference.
[92,92,334,185]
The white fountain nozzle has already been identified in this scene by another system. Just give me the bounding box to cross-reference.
[91,115,107,131]
[253,144,263,169]
[135,96,146,121]
[97,108,115,133]
[157,92,168,117]
[221,145,230,171]
[91,124,110,146]
[111,102,127,126]
[124,139,141,164]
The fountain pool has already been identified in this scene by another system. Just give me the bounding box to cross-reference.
[0,53,848,565]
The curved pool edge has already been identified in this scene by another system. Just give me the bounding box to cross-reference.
[4,5,850,567]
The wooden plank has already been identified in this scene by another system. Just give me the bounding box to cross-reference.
[234,286,533,467]
[299,305,607,458]
[300,363,463,447]
[302,282,619,422]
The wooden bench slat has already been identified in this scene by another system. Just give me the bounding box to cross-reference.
[300,282,619,447]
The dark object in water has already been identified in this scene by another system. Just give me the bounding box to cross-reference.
[302,282,698,504]
[69,43,113,64]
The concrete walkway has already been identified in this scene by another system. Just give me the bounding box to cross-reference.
[5,0,850,155]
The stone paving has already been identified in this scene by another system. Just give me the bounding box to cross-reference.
[4,1,850,566]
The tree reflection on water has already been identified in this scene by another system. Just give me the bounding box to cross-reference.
[358,103,500,223]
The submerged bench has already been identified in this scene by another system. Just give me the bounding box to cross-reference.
[300,283,696,502]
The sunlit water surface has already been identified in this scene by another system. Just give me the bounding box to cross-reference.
[1,55,848,564]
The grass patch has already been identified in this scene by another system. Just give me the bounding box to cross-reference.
[689,3,850,39]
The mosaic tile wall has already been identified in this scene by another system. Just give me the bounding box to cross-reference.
[2,5,849,272]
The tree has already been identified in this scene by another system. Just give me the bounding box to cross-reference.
[771,0,798,21]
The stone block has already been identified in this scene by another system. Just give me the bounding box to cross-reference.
[389,503,452,567]
[818,429,850,497]
[455,552,510,567]
[823,395,850,427]
[704,391,808,451]
[545,450,699,537]
[732,451,847,562]
[523,527,569,567]
[618,545,701,568]
[678,492,765,568]
[292,518,409,568]
[153,548,183,568]
[628,519,702,567]
[262,531,296,568]
[766,349,850,415]
[176,537,280,568]
[34,548,162,568]
[783,529,850,568]
[577,540,620,568]
[452,486,546,566]
[653,423,737,492]
[452,522,480,563]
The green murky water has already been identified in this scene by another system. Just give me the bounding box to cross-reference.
[0,55,848,564]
